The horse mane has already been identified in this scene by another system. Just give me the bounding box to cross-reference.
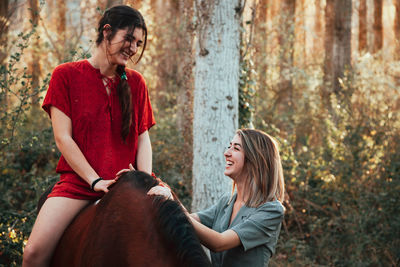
[152,196,210,267]
[119,171,211,267]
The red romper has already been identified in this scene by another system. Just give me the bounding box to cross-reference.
[42,60,155,200]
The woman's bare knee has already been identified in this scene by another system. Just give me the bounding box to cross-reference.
[23,197,90,267]
[23,243,48,267]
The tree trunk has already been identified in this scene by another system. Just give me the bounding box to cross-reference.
[0,0,8,65]
[107,0,123,8]
[28,0,41,106]
[0,0,9,109]
[373,0,383,53]
[359,0,367,53]
[125,0,142,9]
[323,0,352,96]
[192,0,241,211]
[58,1,66,61]
[297,0,306,65]
[277,0,295,108]
[254,0,268,114]
[176,0,195,199]
[332,0,352,94]
[395,0,400,60]
[314,0,323,58]
[323,0,334,93]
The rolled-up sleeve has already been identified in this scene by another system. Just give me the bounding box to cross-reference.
[196,202,218,228]
[196,195,229,228]
[42,65,71,119]
[136,75,155,134]
[230,201,284,252]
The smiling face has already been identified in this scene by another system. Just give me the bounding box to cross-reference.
[224,134,246,181]
[105,27,144,66]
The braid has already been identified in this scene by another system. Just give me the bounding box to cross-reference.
[95,6,147,141]
[116,65,132,141]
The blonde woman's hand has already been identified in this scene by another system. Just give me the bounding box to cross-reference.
[147,185,173,200]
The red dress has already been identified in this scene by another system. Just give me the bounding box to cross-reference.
[42,60,155,200]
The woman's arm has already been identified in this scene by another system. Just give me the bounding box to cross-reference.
[51,106,115,192]
[190,213,201,222]
[136,130,152,174]
[146,187,240,252]
[188,215,241,252]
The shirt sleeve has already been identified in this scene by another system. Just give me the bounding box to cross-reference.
[42,64,71,118]
[136,75,155,134]
[230,201,284,252]
[196,195,229,228]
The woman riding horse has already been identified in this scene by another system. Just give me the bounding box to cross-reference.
[24,6,156,266]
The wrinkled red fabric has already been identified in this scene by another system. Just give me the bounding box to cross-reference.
[42,60,155,200]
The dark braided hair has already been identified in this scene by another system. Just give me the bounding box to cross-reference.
[96,5,147,141]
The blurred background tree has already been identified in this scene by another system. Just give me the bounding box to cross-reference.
[0,0,399,266]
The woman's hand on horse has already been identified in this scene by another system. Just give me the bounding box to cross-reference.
[115,163,135,180]
[93,179,116,193]
[147,186,173,200]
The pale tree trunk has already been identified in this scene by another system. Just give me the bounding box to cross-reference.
[192,0,242,212]
[395,0,400,60]
[28,0,41,106]
[373,0,383,53]
[359,0,367,53]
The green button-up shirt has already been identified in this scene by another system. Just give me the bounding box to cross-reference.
[197,194,284,267]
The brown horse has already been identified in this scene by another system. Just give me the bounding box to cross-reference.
[38,171,211,267]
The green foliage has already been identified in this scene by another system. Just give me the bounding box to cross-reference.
[0,23,59,266]
[150,112,193,209]
[259,55,400,266]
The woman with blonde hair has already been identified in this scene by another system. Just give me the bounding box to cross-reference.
[149,128,286,266]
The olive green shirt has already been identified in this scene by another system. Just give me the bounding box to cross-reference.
[197,194,284,267]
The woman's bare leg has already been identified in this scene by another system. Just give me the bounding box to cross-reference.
[22,197,90,267]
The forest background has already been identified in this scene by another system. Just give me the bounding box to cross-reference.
[0,0,399,266]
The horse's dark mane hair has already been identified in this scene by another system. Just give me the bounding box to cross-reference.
[120,171,211,267]
[152,196,211,267]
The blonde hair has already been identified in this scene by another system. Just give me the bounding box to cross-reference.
[236,129,285,207]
